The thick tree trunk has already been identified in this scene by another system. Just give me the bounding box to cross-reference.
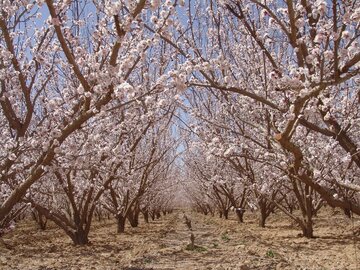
[32,210,47,230]
[258,201,268,227]
[301,221,314,238]
[344,208,351,218]
[71,228,89,245]
[223,209,229,219]
[302,205,314,238]
[128,209,140,228]
[117,215,126,233]
[258,207,268,228]
[38,214,47,230]
[142,211,149,223]
[235,209,245,223]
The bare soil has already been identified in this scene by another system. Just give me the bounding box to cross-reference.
[0,209,359,270]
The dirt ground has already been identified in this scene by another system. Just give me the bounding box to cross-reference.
[0,209,359,270]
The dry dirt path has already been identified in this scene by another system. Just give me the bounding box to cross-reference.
[0,209,359,269]
[129,210,287,270]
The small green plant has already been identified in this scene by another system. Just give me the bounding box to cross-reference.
[212,242,219,248]
[221,232,230,242]
[144,258,152,263]
[266,249,275,258]
[185,244,207,252]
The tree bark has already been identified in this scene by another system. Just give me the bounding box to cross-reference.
[257,199,272,227]
[128,208,140,227]
[117,215,126,233]
[259,213,266,228]
[223,209,229,219]
[301,220,314,238]
[235,209,245,223]
[32,210,47,230]
[71,228,89,245]
[142,210,149,223]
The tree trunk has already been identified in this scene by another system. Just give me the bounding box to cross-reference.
[128,209,140,228]
[142,211,149,223]
[302,201,314,238]
[258,210,266,228]
[38,214,47,230]
[223,209,229,219]
[117,215,126,233]
[301,221,314,238]
[344,207,351,218]
[71,228,89,245]
[32,210,47,230]
[258,201,267,227]
[235,209,245,223]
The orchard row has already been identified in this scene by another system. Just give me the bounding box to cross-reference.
[1,0,359,243]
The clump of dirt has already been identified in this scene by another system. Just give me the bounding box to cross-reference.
[0,209,359,269]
